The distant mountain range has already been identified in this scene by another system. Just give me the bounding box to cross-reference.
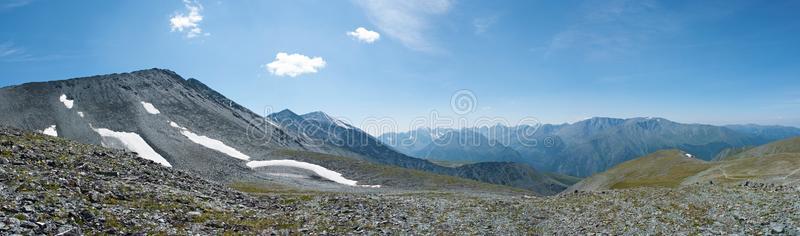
[0,69,574,195]
[4,68,797,195]
[267,109,577,195]
[380,117,800,177]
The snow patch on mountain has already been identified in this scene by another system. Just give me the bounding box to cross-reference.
[140,101,160,114]
[246,159,380,187]
[303,112,353,130]
[265,117,280,128]
[91,127,172,167]
[331,118,352,129]
[59,94,74,109]
[169,121,251,161]
[42,125,58,137]
[77,112,85,118]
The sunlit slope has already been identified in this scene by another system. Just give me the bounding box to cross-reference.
[569,137,800,191]
[720,137,800,160]
[688,152,800,185]
[567,150,713,191]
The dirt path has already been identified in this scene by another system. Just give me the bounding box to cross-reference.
[718,165,748,180]
[782,168,800,180]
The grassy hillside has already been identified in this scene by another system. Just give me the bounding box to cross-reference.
[689,153,800,185]
[722,137,800,160]
[570,136,800,191]
[567,150,713,191]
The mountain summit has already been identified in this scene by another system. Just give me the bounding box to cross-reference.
[0,69,576,195]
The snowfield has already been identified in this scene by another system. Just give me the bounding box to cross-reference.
[140,101,161,114]
[42,125,58,137]
[59,94,74,109]
[265,117,280,128]
[246,160,380,188]
[169,121,251,161]
[92,127,172,167]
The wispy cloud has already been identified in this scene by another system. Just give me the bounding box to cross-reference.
[542,0,678,59]
[347,27,381,43]
[0,41,68,62]
[170,0,208,38]
[1,0,34,9]
[266,52,326,77]
[353,0,452,52]
[0,42,22,57]
[473,16,498,35]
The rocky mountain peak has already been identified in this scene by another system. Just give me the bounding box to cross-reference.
[301,111,352,128]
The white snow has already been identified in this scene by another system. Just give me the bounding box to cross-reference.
[59,94,74,109]
[140,101,160,114]
[169,121,251,161]
[332,118,352,129]
[246,160,380,188]
[431,130,443,139]
[265,117,280,128]
[266,173,308,179]
[42,125,58,137]
[77,112,85,118]
[92,127,172,167]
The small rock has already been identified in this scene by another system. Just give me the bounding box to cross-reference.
[20,221,38,229]
[0,140,12,146]
[97,171,119,177]
[6,217,20,226]
[56,225,76,235]
[770,223,784,233]
[79,210,94,221]
[90,192,104,203]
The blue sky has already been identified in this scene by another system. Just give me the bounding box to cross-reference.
[1,0,799,132]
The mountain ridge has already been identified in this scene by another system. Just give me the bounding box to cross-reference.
[381,117,800,177]
[0,68,574,195]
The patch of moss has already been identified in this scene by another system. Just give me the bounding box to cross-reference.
[104,212,123,229]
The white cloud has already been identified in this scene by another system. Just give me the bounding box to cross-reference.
[170,0,207,38]
[266,52,326,77]
[353,0,452,52]
[347,27,381,43]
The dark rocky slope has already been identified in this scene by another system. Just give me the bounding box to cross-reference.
[0,68,312,183]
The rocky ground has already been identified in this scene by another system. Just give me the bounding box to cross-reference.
[1,126,798,235]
